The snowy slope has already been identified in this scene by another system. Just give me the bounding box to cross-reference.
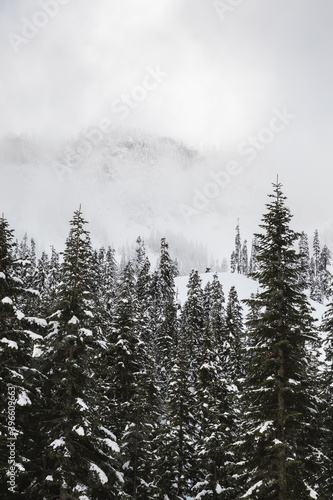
[175,272,259,309]
[175,271,328,325]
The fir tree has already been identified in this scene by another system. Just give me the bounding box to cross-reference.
[249,236,259,275]
[0,216,45,499]
[225,285,244,387]
[193,315,236,499]
[181,269,204,372]
[298,231,310,287]
[319,244,332,300]
[241,181,320,499]
[155,329,198,499]
[310,230,323,302]
[39,209,122,499]
[241,240,249,276]
[319,289,333,498]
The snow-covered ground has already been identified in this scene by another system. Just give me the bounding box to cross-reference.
[175,271,259,308]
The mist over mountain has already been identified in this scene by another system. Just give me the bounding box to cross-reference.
[1,125,332,276]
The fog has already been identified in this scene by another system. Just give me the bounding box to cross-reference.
[1,0,333,256]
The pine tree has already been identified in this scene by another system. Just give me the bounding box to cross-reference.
[249,236,259,275]
[105,260,159,498]
[40,245,61,316]
[241,240,249,276]
[39,209,122,499]
[298,231,310,287]
[230,221,242,274]
[0,216,45,499]
[193,307,236,499]
[319,244,332,300]
[310,230,323,303]
[240,181,320,499]
[318,288,333,498]
[155,329,198,499]
[225,286,244,387]
[181,269,204,372]
[134,236,146,276]
[153,238,178,398]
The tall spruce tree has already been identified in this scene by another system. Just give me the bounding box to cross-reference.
[240,181,320,499]
[39,209,122,499]
[193,299,236,499]
[319,289,333,499]
[155,328,198,499]
[0,215,45,499]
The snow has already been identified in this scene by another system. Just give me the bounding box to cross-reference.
[0,272,5,279]
[9,369,24,379]
[1,296,13,304]
[100,426,117,441]
[1,338,18,349]
[17,391,31,406]
[73,425,85,436]
[25,330,43,341]
[84,310,94,317]
[15,309,25,320]
[68,315,79,324]
[216,484,226,494]
[79,328,93,337]
[46,475,53,481]
[50,437,65,449]
[116,471,124,483]
[241,480,263,498]
[289,378,300,385]
[100,438,120,452]
[305,483,318,499]
[76,398,89,410]
[25,317,48,328]
[253,420,274,434]
[175,272,258,311]
[89,463,108,484]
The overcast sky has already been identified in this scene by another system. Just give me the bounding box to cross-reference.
[2,0,333,249]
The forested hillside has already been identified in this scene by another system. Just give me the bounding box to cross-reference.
[1,182,333,499]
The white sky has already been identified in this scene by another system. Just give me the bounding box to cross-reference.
[1,0,333,254]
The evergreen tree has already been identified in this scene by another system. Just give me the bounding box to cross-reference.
[240,182,320,499]
[298,231,310,287]
[39,209,122,499]
[40,246,61,316]
[319,290,333,499]
[181,269,204,372]
[106,260,159,498]
[319,244,332,300]
[310,230,323,302]
[230,221,242,274]
[134,236,146,276]
[193,310,236,499]
[0,216,45,499]
[241,240,248,276]
[153,238,178,398]
[249,236,259,275]
[225,286,244,387]
[155,329,198,499]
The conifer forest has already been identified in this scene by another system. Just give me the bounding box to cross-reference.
[1,181,332,499]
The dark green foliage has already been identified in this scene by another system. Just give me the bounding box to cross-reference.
[241,182,320,500]
[0,216,45,499]
[39,209,122,499]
